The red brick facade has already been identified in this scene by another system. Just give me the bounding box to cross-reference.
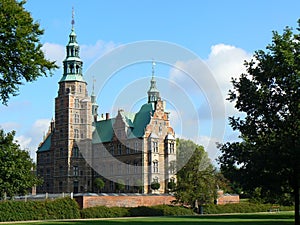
[75,195,176,208]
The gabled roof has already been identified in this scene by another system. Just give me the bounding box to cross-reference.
[93,118,115,144]
[129,103,154,138]
[93,103,154,143]
[37,133,52,153]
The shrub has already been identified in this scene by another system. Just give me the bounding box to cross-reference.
[81,206,129,218]
[0,197,80,222]
[203,202,294,214]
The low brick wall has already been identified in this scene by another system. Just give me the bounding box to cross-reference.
[217,194,240,205]
[75,195,176,209]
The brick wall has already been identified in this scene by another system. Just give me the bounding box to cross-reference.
[217,190,240,205]
[75,195,176,209]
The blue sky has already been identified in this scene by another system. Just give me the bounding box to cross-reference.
[0,0,299,162]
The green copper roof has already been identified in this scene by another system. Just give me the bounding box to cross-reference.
[59,74,86,82]
[93,118,115,144]
[130,103,154,138]
[37,133,52,153]
[93,103,154,143]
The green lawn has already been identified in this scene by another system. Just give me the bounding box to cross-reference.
[7,212,294,225]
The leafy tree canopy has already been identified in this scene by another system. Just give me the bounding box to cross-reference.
[0,0,58,105]
[0,129,41,197]
[218,20,300,223]
[174,139,227,209]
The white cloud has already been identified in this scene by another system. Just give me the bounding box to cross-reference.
[42,40,119,67]
[168,43,252,150]
[42,43,65,65]
[0,122,21,131]
[81,40,118,61]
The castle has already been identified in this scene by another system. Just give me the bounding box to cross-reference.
[36,20,176,194]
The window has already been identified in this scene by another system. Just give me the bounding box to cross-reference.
[60,148,64,157]
[126,161,130,174]
[110,144,114,155]
[117,143,122,155]
[153,160,158,173]
[169,161,176,174]
[73,166,79,176]
[110,181,114,191]
[73,147,79,158]
[74,113,79,123]
[134,161,138,173]
[126,179,130,191]
[134,142,138,153]
[126,142,130,154]
[46,168,50,176]
[59,166,64,176]
[74,129,79,139]
[59,181,63,192]
[153,141,158,153]
[79,85,82,93]
[169,142,175,154]
[75,99,79,108]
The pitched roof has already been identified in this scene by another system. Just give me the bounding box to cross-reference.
[93,103,154,143]
[37,133,52,153]
[92,118,115,144]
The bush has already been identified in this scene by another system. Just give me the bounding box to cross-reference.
[0,197,80,222]
[203,202,294,214]
[81,206,129,218]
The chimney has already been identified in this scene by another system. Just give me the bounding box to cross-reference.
[50,119,55,132]
[106,112,110,120]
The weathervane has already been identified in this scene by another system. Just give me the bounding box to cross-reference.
[71,7,75,29]
[152,59,156,78]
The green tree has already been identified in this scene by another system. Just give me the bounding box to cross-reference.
[115,179,125,193]
[0,129,41,197]
[174,139,222,210]
[0,0,57,105]
[94,178,105,193]
[150,180,160,191]
[218,21,300,224]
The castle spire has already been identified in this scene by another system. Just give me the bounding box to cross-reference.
[147,60,160,105]
[59,7,85,83]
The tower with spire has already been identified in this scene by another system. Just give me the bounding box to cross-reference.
[37,9,94,193]
[36,15,176,194]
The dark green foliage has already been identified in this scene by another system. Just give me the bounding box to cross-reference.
[167,180,176,190]
[0,197,80,222]
[218,19,300,223]
[150,181,160,190]
[81,205,193,218]
[0,0,57,104]
[175,139,226,207]
[0,129,42,197]
[203,203,294,214]
[93,178,105,193]
[81,206,129,218]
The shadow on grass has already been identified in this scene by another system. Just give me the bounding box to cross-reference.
[13,213,294,225]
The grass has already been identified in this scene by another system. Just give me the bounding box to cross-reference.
[6,212,294,225]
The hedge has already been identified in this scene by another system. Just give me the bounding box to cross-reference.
[81,205,194,218]
[0,197,80,222]
[203,202,294,214]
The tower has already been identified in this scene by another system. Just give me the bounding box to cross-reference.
[52,10,93,193]
[147,61,160,107]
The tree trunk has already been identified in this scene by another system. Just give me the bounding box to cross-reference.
[295,178,299,225]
